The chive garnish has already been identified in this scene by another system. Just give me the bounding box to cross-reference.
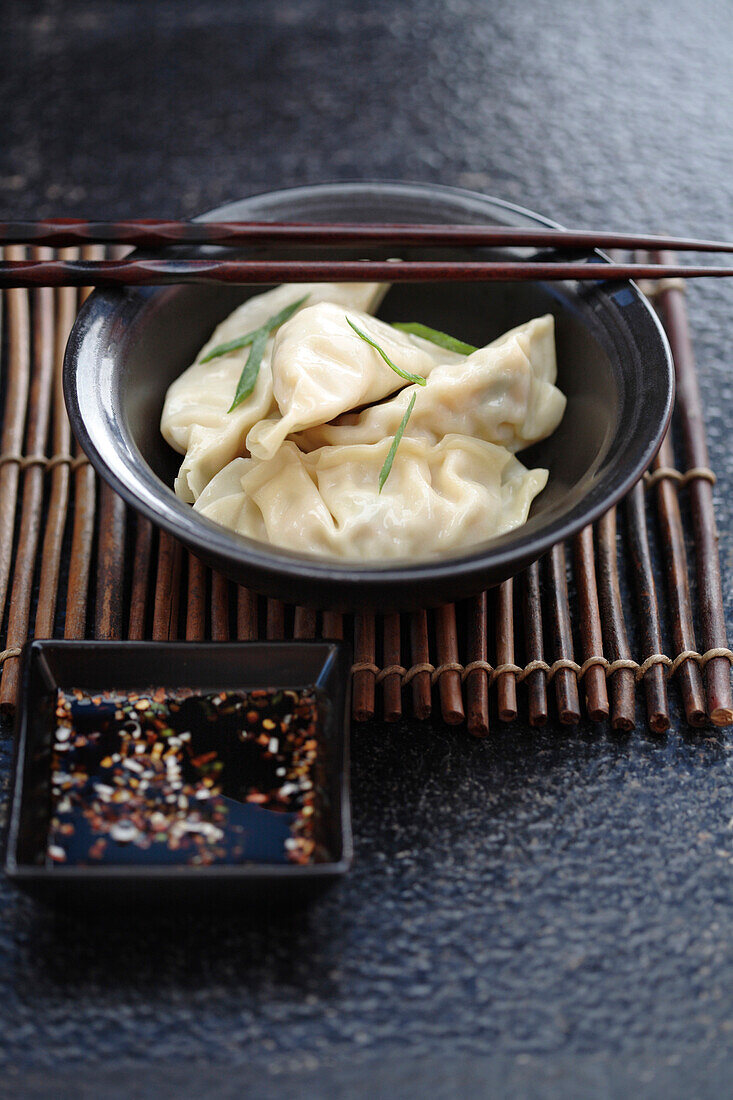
[201,294,308,412]
[379,392,417,493]
[199,329,259,363]
[228,326,269,411]
[346,317,427,386]
[202,295,308,364]
[392,321,477,356]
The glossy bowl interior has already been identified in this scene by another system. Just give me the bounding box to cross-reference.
[64,182,674,612]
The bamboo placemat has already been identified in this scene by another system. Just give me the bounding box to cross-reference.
[0,247,731,735]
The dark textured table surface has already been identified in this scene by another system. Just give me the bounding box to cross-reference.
[1,2,733,1096]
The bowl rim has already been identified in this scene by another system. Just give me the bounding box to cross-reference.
[64,180,674,595]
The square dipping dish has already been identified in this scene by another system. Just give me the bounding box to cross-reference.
[3,640,352,905]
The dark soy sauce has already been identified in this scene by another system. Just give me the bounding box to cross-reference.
[47,687,328,867]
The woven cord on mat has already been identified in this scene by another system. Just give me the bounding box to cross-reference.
[349,649,733,687]
[0,255,731,731]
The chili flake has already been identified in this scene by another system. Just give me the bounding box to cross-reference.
[46,686,328,867]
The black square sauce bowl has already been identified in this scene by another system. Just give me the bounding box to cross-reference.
[3,640,352,906]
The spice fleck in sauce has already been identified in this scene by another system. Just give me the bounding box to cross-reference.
[47,687,329,867]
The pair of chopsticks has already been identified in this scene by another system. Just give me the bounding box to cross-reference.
[0,220,732,286]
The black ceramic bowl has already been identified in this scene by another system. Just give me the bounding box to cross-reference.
[64,182,673,612]
[4,640,352,904]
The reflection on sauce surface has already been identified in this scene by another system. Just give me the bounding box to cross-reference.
[47,686,329,867]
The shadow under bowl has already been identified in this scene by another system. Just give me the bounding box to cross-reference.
[64,182,674,612]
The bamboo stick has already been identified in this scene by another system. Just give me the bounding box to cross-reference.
[237,586,258,640]
[293,606,317,638]
[652,434,707,726]
[321,611,343,640]
[266,598,284,640]
[211,570,230,640]
[522,561,549,727]
[495,580,517,722]
[572,526,609,721]
[151,531,182,641]
[382,614,402,722]
[624,483,670,733]
[127,517,153,640]
[654,253,732,726]
[0,247,30,630]
[94,485,127,640]
[596,509,636,731]
[435,604,465,725]
[34,256,78,639]
[353,615,376,721]
[409,610,432,720]
[0,250,55,708]
[466,592,489,737]
[64,451,95,639]
[185,552,206,640]
[64,247,103,639]
[546,544,581,724]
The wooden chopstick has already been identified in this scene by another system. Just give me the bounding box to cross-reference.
[0,258,731,288]
[2,219,733,254]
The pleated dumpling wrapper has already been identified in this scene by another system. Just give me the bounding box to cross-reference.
[193,437,548,562]
[244,302,462,461]
[297,315,565,454]
[160,282,388,503]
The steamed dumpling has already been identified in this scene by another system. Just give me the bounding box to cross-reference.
[490,314,556,379]
[489,314,564,447]
[161,282,388,502]
[194,436,548,561]
[245,303,453,461]
[296,316,565,454]
[187,455,266,542]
